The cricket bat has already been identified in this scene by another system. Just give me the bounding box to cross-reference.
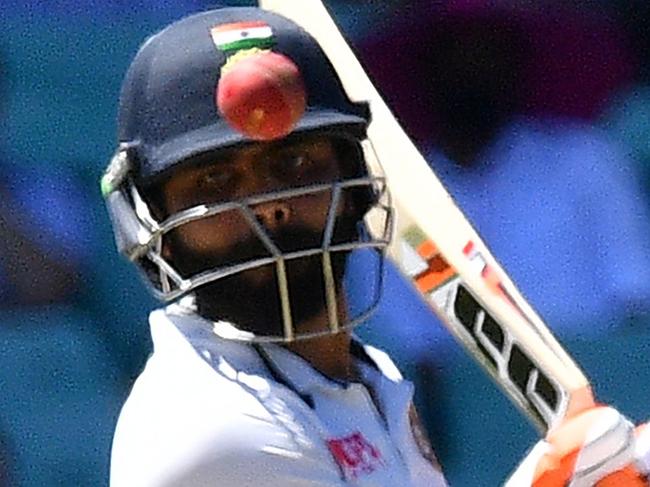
[259,0,595,434]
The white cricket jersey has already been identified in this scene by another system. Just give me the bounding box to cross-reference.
[110,304,447,486]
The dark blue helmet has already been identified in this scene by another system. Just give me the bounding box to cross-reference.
[101,7,390,342]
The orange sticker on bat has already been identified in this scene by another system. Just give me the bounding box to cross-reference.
[402,226,456,293]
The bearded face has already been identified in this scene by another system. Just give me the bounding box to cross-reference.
[148,133,376,339]
[170,214,359,337]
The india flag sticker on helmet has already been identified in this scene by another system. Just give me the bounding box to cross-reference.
[211,21,275,53]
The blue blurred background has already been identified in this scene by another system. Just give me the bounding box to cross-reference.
[0,1,649,485]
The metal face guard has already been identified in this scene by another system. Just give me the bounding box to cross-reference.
[129,175,391,342]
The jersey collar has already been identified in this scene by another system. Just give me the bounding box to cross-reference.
[256,338,404,400]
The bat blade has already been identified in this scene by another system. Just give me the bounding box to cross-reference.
[259,0,594,433]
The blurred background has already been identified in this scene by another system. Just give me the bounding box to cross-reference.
[0,0,649,485]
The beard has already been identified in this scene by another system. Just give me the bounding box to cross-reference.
[166,214,359,338]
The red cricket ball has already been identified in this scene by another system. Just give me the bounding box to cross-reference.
[216,51,307,140]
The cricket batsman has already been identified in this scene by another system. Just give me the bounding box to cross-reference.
[103,6,650,486]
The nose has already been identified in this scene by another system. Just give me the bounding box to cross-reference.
[252,201,291,231]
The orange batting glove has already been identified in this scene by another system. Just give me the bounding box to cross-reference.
[506,406,650,486]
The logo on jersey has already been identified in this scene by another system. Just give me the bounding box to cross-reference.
[327,431,384,479]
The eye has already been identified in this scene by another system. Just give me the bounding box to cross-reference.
[198,170,232,188]
[269,153,316,181]
[288,154,312,171]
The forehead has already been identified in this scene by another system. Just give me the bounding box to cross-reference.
[167,133,338,178]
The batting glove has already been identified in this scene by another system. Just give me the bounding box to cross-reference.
[505,406,650,486]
